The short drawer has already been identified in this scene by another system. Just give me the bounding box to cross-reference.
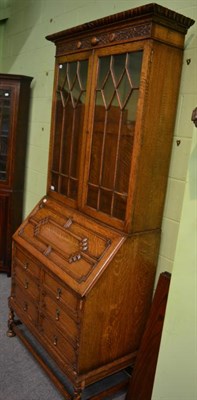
[43,272,78,315]
[14,262,40,300]
[42,293,79,342]
[40,315,77,366]
[12,281,38,326]
[14,246,40,278]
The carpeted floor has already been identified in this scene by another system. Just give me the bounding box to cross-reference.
[0,274,126,400]
[0,274,65,400]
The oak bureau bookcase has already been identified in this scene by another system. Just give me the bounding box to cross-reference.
[7,4,194,399]
[0,74,32,275]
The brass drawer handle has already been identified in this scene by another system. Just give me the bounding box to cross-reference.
[24,262,29,270]
[53,336,58,346]
[56,288,62,300]
[24,280,29,289]
[55,309,60,321]
[23,302,28,312]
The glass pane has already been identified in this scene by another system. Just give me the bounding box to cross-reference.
[67,62,77,90]
[0,89,11,181]
[99,189,112,215]
[60,176,68,196]
[113,53,127,84]
[101,106,119,189]
[127,51,142,86]
[87,51,143,220]
[51,173,59,192]
[115,101,136,195]
[88,100,104,185]
[69,179,78,200]
[113,193,127,220]
[51,59,88,200]
[102,73,115,109]
[52,92,62,172]
[97,56,111,90]
[87,185,98,209]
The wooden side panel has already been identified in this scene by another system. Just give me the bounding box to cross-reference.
[78,231,161,374]
[126,41,184,233]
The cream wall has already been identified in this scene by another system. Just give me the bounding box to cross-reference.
[0,0,196,399]
[0,23,4,70]
[152,125,197,400]
[0,0,10,69]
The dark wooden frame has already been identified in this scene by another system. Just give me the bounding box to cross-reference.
[0,74,33,275]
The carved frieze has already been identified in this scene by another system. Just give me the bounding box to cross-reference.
[56,23,152,55]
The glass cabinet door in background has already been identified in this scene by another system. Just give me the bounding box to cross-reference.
[0,88,11,181]
[0,74,32,274]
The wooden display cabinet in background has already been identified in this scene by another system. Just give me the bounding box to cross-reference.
[0,74,32,275]
[7,4,194,399]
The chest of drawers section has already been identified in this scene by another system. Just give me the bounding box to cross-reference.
[40,269,81,378]
[10,243,83,382]
[11,246,40,328]
[8,197,129,394]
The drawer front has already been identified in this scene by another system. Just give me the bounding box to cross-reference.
[43,272,78,314]
[14,246,40,278]
[40,315,76,366]
[14,262,40,300]
[12,281,38,325]
[43,293,79,342]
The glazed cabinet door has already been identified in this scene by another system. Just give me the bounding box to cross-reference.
[48,51,93,207]
[0,86,13,185]
[81,43,146,230]
[0,74,32,274]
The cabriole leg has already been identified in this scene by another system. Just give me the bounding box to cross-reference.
[7,298,16,337]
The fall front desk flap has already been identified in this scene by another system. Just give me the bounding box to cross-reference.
[13,196,124,296]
